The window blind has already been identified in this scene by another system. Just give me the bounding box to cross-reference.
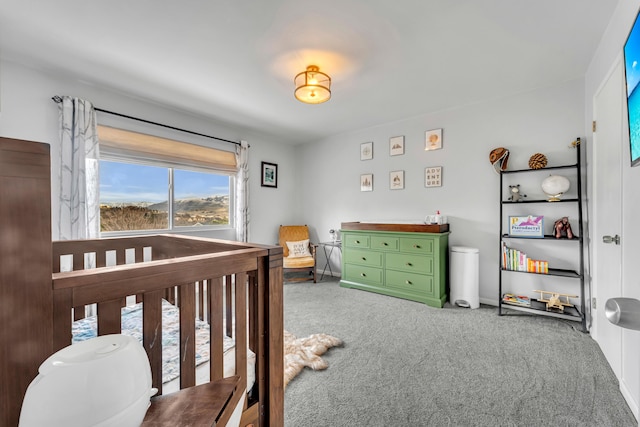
[97,125,237,172]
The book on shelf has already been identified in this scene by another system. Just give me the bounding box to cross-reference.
[501,242,548,273]
[502,293,531,307]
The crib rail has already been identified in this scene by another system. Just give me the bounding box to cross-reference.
[51,234,284,426]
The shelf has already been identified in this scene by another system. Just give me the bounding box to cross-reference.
[502,234,581,241]
[501,164,578,174]
[498,139,585,331]
[501,298,582,322]
[501,198,579,204]
[501,267,581,278]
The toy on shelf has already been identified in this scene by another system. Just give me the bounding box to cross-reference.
[553,217,574,239]
[508,184,527,202]
[534,290,578,313]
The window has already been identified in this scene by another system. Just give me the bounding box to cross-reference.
[99,160,232,233]
[96,125,237,234]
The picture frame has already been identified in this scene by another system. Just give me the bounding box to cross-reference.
[389,136,405,156]
[508,215,544,238]
[425,166,442,187]
[389,170,404,190]
[360,173,373,192]
[425,128,443,151]
[361,142,373,160]
[261,161,278,188]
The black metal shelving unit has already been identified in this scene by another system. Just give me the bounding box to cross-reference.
[498,139,586,331]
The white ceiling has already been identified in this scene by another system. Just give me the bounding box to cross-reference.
[0,0,618,144]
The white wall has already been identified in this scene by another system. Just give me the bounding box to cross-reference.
[0,59,296,245]
[297,78,585,304]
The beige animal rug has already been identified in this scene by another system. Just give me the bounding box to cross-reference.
[284,330,343,387]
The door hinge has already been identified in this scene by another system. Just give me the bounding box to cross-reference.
[593,121,597,132]
[592,297,597,309]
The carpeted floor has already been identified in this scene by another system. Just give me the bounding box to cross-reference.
[284,278,637,427]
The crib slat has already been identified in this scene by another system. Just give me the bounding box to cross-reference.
[143,290,164,395]
[52,288,73,352]
[209,277,224,381]
[235,272,248,395]
[225,275,233,338]
[197,281,204,321]
[179,282,196,389]
[97,299,123,336]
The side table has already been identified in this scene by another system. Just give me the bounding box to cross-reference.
[318,241,342,280]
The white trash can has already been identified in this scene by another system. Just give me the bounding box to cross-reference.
[449,246,479,309]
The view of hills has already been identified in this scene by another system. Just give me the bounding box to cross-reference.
[100,195,230,231]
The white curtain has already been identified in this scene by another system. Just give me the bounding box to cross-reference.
[235,140,250,242]
[56,96,100,240]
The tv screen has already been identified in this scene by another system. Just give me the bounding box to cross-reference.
[623,8,640,167]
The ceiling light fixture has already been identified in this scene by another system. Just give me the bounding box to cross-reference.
[294,65,331,104]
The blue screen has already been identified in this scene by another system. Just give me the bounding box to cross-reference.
[624,9,640,166]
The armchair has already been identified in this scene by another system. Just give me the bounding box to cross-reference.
[278,225,317,283]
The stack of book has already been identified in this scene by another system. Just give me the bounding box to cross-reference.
[501,242,549,273]
[502,293,531,307]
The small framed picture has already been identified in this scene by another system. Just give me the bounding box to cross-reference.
[261,161,278,188]
[425,166,442,187]
[390,170,404,190]
[361,142,373,160]
[389,136,405,156]
[360,173,373,192]
[425,128,443,151]
[509,215,544,238]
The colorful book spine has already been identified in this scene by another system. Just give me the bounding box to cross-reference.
[501,242,548,273]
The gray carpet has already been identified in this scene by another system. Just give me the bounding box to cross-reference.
[283,278,636,427]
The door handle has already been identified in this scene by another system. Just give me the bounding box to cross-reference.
[605,298,640,331]
[602,235,621,245]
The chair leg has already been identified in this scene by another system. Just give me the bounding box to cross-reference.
[313,267,317,283]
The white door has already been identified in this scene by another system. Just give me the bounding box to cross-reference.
[593,58,639,418]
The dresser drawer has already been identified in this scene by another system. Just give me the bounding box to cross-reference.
[344,249,383,267]
[344,264,383,286]
[370,235,399,251]
[386,253,433,274]
[386,270,434,295]
[344,234,370,249]
[400,237,434,255]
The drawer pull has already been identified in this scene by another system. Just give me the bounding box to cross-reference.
[405,280,412,285]
[413,244,421,249]
[382,242,388,246]
[361,257,367,261]
[360,273,366,277]
[355,240,360,244]
[406,262,413,267]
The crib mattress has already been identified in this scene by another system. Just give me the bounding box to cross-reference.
[72,299,256,393]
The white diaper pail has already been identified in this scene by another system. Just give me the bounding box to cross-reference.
[19,334,156,427]
[449,246,480,309]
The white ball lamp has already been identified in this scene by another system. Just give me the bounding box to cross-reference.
[541,175,571,202]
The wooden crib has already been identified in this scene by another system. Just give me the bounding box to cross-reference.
[0,137,284,426]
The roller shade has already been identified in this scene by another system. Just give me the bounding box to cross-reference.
[97,125,237,172]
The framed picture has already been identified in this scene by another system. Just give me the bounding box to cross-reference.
[508,215,544,238]
[425,166,442,187]
[261,161,278,188]
[360,173,373,192]
[425,128,443,151]
[389,136,405,156]
[361,142,373,160]
[389,170,404,190]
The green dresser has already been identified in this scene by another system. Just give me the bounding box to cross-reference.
[340,222,450,308]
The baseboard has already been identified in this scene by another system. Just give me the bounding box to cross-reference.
[480,297,498,306]
[620,379,640,422]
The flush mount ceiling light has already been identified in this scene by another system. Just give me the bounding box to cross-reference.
[294,65,331,104]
